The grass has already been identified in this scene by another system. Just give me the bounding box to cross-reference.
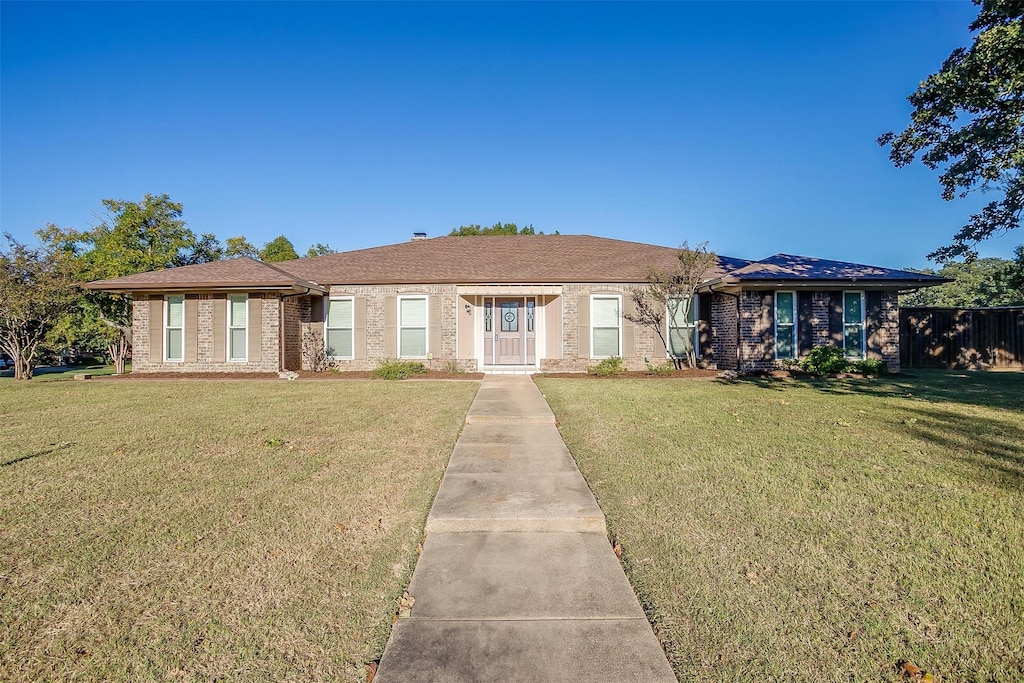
[536,370,1024,682]
[0,379,478,682]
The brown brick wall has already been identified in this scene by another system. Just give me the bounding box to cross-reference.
[710,293,738,370]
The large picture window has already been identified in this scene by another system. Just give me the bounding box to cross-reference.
[843,291,865,358]
[228,295,248,361]
[774,291,796,359]
[326,298,354,358]
[591,296,621,358]
[399,296,428,358]
[165,295,184,362]
[667,297,697,357]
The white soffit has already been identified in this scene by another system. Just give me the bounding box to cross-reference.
[456,284,564,296]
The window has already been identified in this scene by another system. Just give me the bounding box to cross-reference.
[165,295,184,362]
[228,295,248,361]
[399,296,427,358]
[326,298,353,358]
[843,291,865,358]
[774,291,796,359]
[667,297,697,357]
[591,296,621,358]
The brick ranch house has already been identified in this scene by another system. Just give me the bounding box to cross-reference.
[84,234,944,374]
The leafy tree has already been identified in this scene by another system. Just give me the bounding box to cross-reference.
[43,194,219,374]
[305,243,337,257]
[224,236,260,259]
[449,222,553,236]
[260,235,299,262]
[901,256,1024,307]
[625,241,717,369]
[878,0,1024,261]
[0,233,78,379]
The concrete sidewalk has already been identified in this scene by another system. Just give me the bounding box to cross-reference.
[375,376,676,682]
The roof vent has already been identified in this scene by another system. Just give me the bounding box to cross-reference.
[411,232,428,241]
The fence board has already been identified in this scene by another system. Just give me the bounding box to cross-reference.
[900,307,1024,369]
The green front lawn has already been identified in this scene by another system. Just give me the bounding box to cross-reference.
[0,380,478,682]
[537,371,1024,682]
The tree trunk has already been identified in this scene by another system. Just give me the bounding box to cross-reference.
[108,330,130,374]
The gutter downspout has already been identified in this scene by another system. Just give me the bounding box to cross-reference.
[707,283,741,371]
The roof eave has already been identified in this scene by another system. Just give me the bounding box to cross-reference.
[82,282,327,295]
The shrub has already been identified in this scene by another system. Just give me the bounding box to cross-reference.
[778,358,802,372]
[440,360,465,375]
[800,345,849,375]
[372,358,428,380]
[645,361,676,376]
[850,358,888,375]
[590,357,625,377]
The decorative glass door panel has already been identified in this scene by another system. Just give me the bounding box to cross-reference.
[497,300,522,364]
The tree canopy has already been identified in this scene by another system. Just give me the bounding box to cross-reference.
[1,233,79,379]
[878,0,1024,261]
[305,243,337,257]
[449,222,553,236]
[260,235,299,262]
[901,252,1024,307]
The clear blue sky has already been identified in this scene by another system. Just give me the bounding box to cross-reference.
[2,1,1018,269]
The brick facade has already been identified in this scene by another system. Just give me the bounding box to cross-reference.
[710,293,738,370]
[131,293,281,373]
[878,290,900,372]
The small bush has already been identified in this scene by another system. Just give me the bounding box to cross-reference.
[800,345,849,375]
[850,358,888,375]
[440,360,465,375]
[372,358,428,380]
[778,358,802,372]
[590,357,625,377]
[645,361,676,376]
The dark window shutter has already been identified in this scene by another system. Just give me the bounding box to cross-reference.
[797,291,813,356]
[828,291,843,347]
[761,292,775,360]
[698,292,713,360]
[865,291,883,359]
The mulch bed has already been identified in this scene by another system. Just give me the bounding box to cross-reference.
[538,369,721,379]
[102,371,483,380]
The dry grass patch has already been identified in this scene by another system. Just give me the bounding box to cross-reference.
[537,371,1024,682]
[0,379,478,682]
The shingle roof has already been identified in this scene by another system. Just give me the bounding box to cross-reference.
[82,257,326,293]
[278,235,751,285]
[720,254,947,283]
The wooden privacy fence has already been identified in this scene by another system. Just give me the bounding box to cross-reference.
[900,307,1024,369]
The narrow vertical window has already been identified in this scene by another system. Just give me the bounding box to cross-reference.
[667,297,697,357]
[399,296,428,358]
[325,298,354,358]
[775,291,796,359]
[843,291,865,358]
[484,300,493,332]
[526,299,535,332]
[591,296,621,358]
[165,295,184,362]
[228,294,248,361]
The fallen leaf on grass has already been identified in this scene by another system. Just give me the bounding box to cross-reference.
[899,660,934,681]
[365,661,378,682]
[612,540,623,559]
[397,591,415,618]
[335,523,347,533]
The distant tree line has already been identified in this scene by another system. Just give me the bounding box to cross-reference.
[901,251,1024,308]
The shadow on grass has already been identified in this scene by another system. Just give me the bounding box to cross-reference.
[740,369,1024,413]
[900,404,1024,489]
[1,442,73,467]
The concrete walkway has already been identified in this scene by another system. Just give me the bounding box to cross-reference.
[375,376,676,682]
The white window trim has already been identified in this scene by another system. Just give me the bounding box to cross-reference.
[227,294,248,362]
[590,294,622,359]
[774,290,797,360]
[398,294,429,359]
[164,294,184,363]
[666,296,698,359]
[843,290,866,359]
[325,296,355,359]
